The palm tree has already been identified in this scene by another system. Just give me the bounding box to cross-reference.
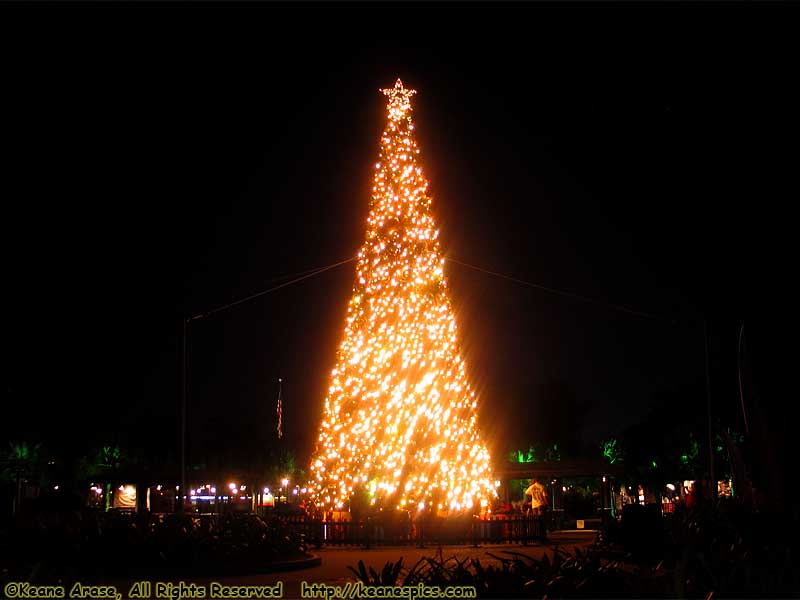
[76,444,123,511]
[2,441,43,516]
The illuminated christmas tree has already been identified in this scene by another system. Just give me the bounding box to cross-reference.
[309,79,496,514]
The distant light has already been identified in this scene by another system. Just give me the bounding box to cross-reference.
[228,482,237,490]
[281,478,289,487]
[54,485,59,490]
[666,483,676,491]
[292,489,298,495]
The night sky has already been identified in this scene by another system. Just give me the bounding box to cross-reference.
[1,3,793,472]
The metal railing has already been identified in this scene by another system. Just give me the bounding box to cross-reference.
[272,513,547,548]
[93,508,549,552]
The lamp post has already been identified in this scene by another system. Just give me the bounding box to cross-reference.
[704,319,716,499]
[180,317,186,511]
[180,313,204,512]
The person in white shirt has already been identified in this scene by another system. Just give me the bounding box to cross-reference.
[524,479,548,516]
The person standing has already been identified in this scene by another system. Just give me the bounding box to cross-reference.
[524,479,548,516]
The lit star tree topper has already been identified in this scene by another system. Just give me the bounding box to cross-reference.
[309,79,496,514]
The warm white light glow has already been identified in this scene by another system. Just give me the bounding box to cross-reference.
[309,79,495,513]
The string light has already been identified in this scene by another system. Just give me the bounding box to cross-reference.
[309,79,496,514]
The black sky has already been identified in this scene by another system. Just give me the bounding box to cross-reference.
[1,2,794,470]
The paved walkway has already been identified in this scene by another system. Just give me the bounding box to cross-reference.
[108,531,596,599]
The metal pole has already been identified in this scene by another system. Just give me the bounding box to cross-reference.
[180,317,187,512]
[171,258,353,515]
[704,319,716,498]
[737,323,750,436]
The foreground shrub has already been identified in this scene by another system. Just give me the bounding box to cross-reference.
[0,509,307,586]
[350,527,798,599]
[350,548,674,599]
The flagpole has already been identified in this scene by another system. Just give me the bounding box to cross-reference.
[277,378,283,441]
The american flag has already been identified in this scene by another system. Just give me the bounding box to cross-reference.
[276,378,283,439]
